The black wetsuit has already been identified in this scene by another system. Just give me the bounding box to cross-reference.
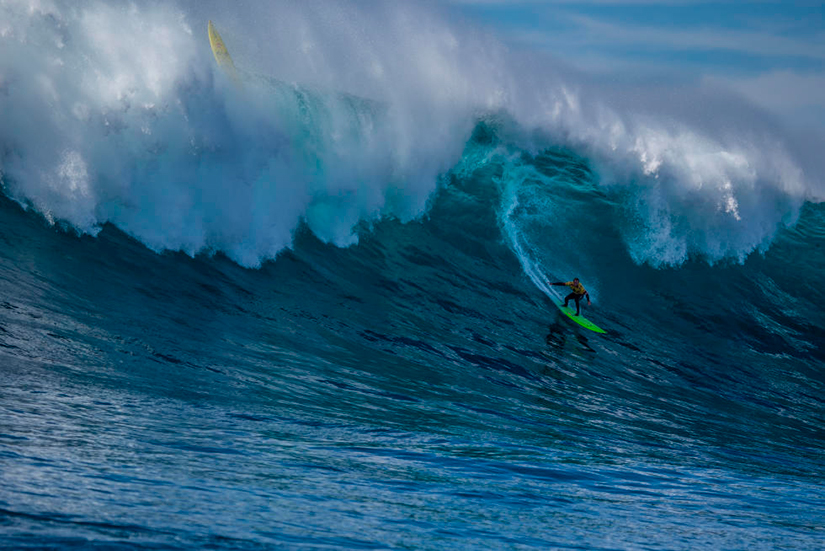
[551,281,589,315]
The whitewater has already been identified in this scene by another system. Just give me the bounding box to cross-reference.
[1,1,823,549]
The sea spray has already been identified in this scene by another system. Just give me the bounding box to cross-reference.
[0,0,817,269]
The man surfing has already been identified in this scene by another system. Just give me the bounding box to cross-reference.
[549,278,591,316]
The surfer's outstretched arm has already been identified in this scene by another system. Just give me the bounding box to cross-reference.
[549,282,566,286]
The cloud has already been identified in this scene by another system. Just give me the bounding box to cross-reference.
[562,13,825,61]
[705,70,825,127]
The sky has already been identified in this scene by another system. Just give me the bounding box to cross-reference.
[445,0,825,132]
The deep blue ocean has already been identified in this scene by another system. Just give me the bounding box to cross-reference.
[1,1,824,549]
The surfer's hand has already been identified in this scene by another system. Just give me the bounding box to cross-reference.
[587,300,591,305]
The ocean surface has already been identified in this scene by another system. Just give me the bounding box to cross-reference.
[1,1,824,549]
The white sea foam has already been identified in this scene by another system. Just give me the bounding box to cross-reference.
[0,0,819,267]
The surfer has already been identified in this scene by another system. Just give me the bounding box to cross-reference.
[549,278,591,316]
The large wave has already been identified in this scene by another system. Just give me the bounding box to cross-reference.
[0,0,820,268]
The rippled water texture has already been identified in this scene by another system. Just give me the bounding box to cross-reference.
[1,159,823,548]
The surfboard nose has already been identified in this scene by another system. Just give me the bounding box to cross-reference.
[207,20,239,83]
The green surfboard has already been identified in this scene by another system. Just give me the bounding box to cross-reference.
[555,299,607,334]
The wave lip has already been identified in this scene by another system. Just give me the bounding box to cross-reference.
[605,118,808,266]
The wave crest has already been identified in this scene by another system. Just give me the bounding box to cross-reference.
[0,0,817,269]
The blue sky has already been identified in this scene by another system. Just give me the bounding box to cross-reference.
[446,1,825,131]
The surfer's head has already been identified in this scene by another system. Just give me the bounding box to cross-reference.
[573,278,580,284]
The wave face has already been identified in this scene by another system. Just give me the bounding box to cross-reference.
[1,1,824,549]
